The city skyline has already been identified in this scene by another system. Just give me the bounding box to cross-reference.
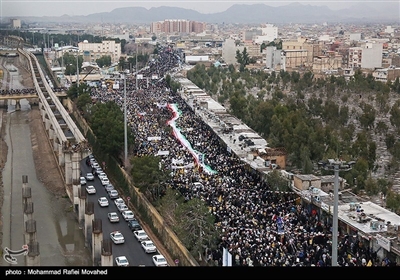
[2,0,398,18]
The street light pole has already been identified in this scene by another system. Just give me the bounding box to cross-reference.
[76,52,79,87]
[332,162,339,267]
[320,159,354,267]
[135,43,138,91]
[123,74,128,167]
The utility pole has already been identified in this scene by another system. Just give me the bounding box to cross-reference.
[319,159,354,267]
[123,74,128,167]
[135,43,138,91]
[76,52,79,91]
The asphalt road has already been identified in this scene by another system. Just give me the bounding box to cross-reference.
[80,157,157,267]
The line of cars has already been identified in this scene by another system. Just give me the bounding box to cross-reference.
[84,154,168,267]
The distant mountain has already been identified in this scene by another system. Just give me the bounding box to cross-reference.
[11,3,400,24]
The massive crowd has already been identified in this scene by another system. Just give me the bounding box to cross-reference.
[87,44,396,267]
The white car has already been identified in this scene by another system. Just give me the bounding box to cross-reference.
[101,177,110,186]
[114,198,125,207]
[86,185,96,195]
[122,210,134,221]
[108,212,119,223]
[117,203,129,213]
[141,240,157,253]
[98,172,107,180]
[80,176,87,185]
[110,231,125,244]
[133,230,149,241]
[152,254,168,267]
[98,197,109,207]
[108,189,119,200]
[115,256,129,267]
[85,173,94,181]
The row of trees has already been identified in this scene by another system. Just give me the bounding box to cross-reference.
[186,63,400,213]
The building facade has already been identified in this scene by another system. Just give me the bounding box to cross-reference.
[78,40,121,64]
[150,19,206,34]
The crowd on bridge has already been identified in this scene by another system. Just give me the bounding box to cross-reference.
[0,88,36,95]
[86,44,397,267]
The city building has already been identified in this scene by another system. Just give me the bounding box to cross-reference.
[221,38,244,65]
[348,43,383,70]
[78,40,121,64]
[253,24,278,45]
[11,19,21,29]
[150,19,206,34]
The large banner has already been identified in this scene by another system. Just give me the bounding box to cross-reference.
[376,234,391,251]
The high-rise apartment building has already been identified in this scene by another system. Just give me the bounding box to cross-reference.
[150,20,206,34]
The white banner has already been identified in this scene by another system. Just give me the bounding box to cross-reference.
[376,234,391,251]
[147,136,161,141]
[156,150,169,156]
[112,83,119,89]
[152,75,158,79]
[171,163,194,169]
[172,158,184,165]
[137,74,143,79]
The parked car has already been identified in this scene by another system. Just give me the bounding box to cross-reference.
[80,177,87,185]
[152,254,168,267]
[101,177,110,186]
[133,230,149,241]
[141,240,157,253]
[115,256,129,267]
[108,189,119,200]
[110,231,125,244]
[98,197,109,207]
[122,210,134,221]
[127,219,142,232]
[85,173,94,181]
[108,212,119,223]
[94,167,103,175]
[98,172,107,180]
[114,198,125,207]
[105,184,115,192]
[86,185,96,195]
[117,203,129,213]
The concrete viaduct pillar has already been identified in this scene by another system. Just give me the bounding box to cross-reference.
[92,219,103,266]
[21,175,40,266]
[84,202,94,248]
[101,239,113,267]
[72,152,80,207]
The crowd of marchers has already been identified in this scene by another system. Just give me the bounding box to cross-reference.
[85,44,397,267]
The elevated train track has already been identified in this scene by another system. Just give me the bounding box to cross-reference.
[17,47,90,202]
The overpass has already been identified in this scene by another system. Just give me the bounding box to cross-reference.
[17,47,90,207]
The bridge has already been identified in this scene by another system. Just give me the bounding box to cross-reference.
[17,47,90,199]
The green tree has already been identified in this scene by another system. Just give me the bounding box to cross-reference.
[235,48,250,72]
[386,190,400,214]
[390,100,400,132]
[130,155,168,202]
[174,198,220,262]
[265,170,291,191]
[364,176,380,196]
[96,55,112,68]
[90,101,130,158]
[76,92,92,111]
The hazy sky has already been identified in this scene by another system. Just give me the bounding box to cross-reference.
[1,0,397,17]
